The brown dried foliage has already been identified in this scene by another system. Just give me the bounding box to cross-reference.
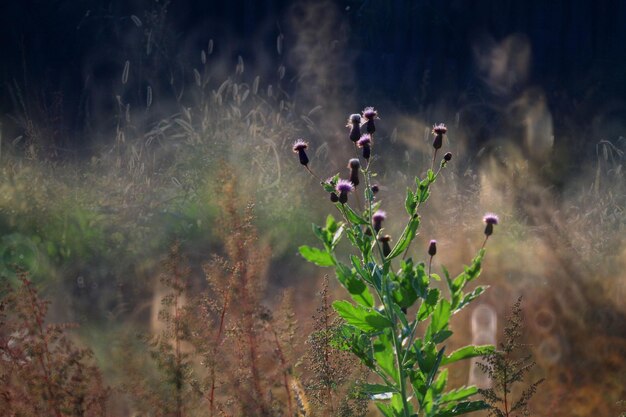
[0,273,109,417]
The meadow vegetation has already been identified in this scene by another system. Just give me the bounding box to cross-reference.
[1,2,625,416]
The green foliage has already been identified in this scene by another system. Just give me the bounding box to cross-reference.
[298,120,496,416]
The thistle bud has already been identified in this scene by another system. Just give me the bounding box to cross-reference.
[348,114,361,142]
[371,184,380,194]
[428,239,437,257]
[443,152,452,162]
[362,107,378,135]
[357,134,372,160]
[431,123,447,150]
[292,139,309,166]
[336,180,355,205]
[483,213,499,237]
[348,158,361,186]
[330,192,339,202]
[372,210,386,233]
[379,235,392,257]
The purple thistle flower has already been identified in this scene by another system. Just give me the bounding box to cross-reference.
[357,134,372,147]
[483,213,499,237]
[292,139,310,166]
[336,179,354,194]
[336,179,354,204]
[483,213,499,225]
[432,123,448,135]
[431,123,447,150]
[357,134,372,159]
[292,139,308,152]
[428,239,437,257]
[362,107,378,120]
[372,210,387,233]
[362,107,378,134]
[372,210,386,222]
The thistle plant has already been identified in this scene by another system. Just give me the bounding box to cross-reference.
[295,110,497,417]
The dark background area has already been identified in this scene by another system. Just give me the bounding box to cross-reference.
[1,0,625,151]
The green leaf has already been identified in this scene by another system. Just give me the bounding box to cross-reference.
[331,224,345,248]
[298,245,334,267]
[376,402,395,417]
[426,347,445,387]
[405,188,417,215]
[339,203,370,225]
[428,299,451,337]
[386,214,421,259]
[433,368,448,394]
[439,386,479,403]
[361,383,398,395]
[333,300,392,333]
[335,263,374,307]
[374,330,400,383]
[418,289,440,321]
[432,400,489,417]
[441,345,495,365]
[455,286,487,312]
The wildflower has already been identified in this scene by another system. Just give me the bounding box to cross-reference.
[372,210,386,233]
[357,134,372,160]
[428,239,437,257]
[362,107,378,134]
[431,123,447,150]
[292,139,309,166]
[378,235,392,257]
[443,152,452,162]
[348,158,361,186]
[483,213,499,237]
[371,184,380,194]
[335,179,355,204]
[347,114,362,142]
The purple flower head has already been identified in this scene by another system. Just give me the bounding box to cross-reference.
[432,123,448,136]
[292,139,308,152]
[347,113,361,126]
[372,210,387,222]
[372,210,386,233]
[483,213,499,225]
[348,158,361,170]
[362,107,379,120]
[428,239,437,257]
[335,179,355,194]
[357,134,372,148]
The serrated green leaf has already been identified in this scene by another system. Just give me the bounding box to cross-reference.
[441,345,495,365]
[335,263,374,307]
[432,400,489,416]
[374,330,400,383]
[439,386,478,403]
[298,245,334,266]
[333,300,392,332]
[454,286,488,312]
[386,214,420,259]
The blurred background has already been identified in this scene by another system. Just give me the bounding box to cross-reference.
[0,1,624,415]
